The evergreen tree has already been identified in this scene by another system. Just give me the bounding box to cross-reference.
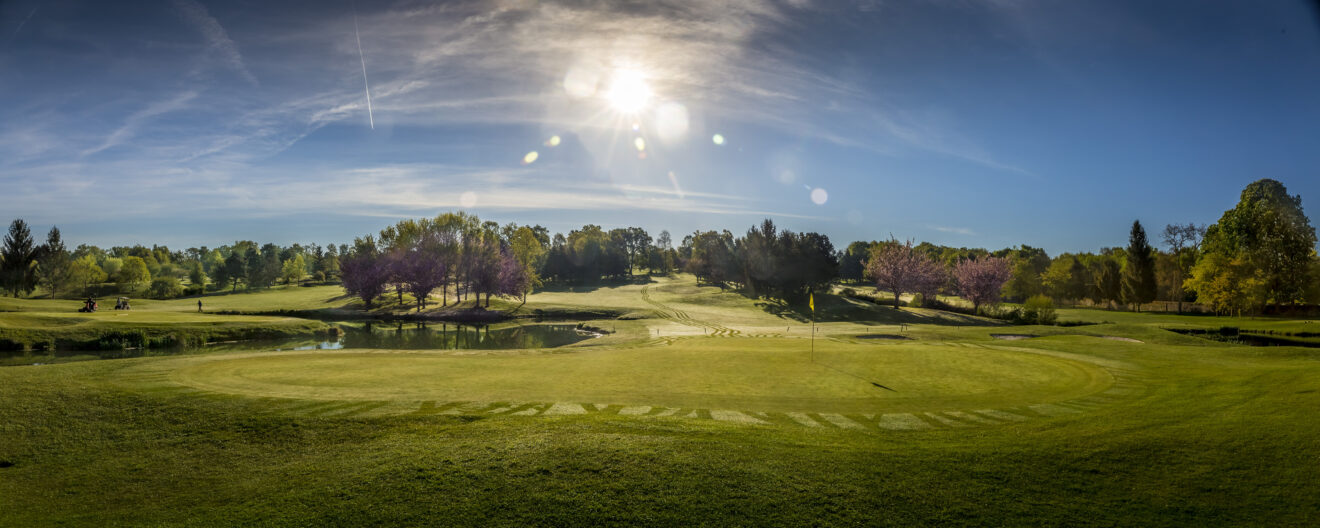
[223,251,246,292]
[1122,220,1157,311]
[245,249,268,289]
[36,226,72,298]
[1,219,39,297]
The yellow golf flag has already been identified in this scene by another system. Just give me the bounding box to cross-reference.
[809,291,815,313]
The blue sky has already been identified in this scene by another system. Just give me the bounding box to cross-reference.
[2,0,1318,254]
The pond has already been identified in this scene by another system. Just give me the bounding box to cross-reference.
[216,322,600,352]
[5,322,601,366]
[1167,327,1320,348]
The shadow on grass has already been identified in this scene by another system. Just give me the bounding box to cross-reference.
[757,293,1001,326]
[535,276,657,294]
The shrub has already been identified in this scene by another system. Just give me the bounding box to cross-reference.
[992,306,1026,324]
[147,277,185,299]
[1023,295,1057,325]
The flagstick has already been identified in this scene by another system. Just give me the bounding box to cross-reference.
[809,290,815,364]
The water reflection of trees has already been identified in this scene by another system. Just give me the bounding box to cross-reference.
[339,322,586,350]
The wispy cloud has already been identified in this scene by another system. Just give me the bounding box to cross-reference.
[8,1,41,41]
[1,0,1019,239]
[930,225,977,236]
[81,91,198,156]
[173,0,257,86]
[206,165,820,220]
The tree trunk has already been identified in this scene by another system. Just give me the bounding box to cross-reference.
[893,289,901,309]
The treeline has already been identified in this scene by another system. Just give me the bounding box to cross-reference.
[5,179,1315,316]
[680,220,837,301]
[338,215,836,310]
[837,179,1320,315]
[339,213,533,310]
[337,213,693,310]
[0,222,345,299]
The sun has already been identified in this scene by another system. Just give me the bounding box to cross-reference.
[605,69,652,113]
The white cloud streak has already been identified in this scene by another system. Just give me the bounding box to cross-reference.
[173,0,257,86]
[352,3,374,129]
[930,225,976,236]
[8,2,40,41]
[81,91,198,156]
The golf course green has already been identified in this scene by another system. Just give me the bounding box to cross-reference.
[2,275,1317,525]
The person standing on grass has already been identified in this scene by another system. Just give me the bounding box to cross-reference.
[198,299,203,312]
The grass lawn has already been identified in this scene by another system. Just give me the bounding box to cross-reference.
[2,275,1318,525]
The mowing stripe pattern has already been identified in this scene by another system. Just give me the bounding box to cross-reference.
[109,354,1150,434]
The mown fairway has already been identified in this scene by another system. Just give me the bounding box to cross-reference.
[2,276,1318,526]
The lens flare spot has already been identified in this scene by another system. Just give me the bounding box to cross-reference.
[634,137,646,151]
[459,191,478,208]
[545,135,561,147]
[523,151,539,164]
[712,133,725,145]
[810,187,828,205]
[777,169,796,184]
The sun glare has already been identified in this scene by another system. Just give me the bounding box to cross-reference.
[605,69,652,113]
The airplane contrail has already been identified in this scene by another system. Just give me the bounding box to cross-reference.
[352,3,374,130]
[9,3,41,42]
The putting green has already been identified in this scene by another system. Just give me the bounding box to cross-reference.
[168,338,1114,414]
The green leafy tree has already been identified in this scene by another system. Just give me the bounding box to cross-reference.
[1004,259,1043,301]
[1041,256,1074,302]
[1093,258,1123,309]
[1184,252,1264,316]
[1,219,39,297]
[1065,257,1091,302]
[100,257,123,279]
[67,255,108,294]
[1194,179,1317,309]
[117,256,152,293]
[1305,257,1320,304]
[1161,223,1205,312]
[281,254,307,284]
[1122,220,1158,311]
[189,262,207,288]
[617,226,651,276]
[35,226,71,298]
[259,243,282,287]
[508,226,546,294]
[147,277,184,299]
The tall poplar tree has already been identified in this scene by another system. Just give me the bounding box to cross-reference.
[1122,220,1157,311]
